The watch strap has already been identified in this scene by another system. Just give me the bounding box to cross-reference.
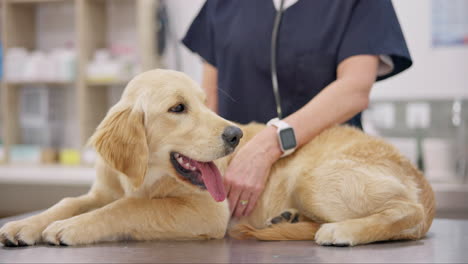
[267,118,289,129]
[281,148,295,158]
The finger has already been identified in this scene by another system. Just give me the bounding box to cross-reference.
[227,183,242,215]
[244,190,261,216]
[234,191,252,218]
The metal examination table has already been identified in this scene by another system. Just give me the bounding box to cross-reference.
[1,216,467,263]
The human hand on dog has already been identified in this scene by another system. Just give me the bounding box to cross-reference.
[224,126,282,218]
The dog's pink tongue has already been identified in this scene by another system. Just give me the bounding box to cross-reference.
[198,162,226,202]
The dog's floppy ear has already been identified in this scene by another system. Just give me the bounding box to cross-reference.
[89,105,148,189]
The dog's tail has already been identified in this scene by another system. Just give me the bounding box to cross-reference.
[229,222,321,241]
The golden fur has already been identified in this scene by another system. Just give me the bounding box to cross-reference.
[0,69,435,247]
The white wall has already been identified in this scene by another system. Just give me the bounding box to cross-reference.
[164,0,468,100]
[372,0,468,100]
[164,0,205,84]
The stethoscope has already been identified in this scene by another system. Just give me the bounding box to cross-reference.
[271,0,286,119]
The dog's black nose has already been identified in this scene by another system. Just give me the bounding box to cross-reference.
[222,126,243,148]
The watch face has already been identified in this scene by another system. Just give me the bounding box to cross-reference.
[279,128,297,150]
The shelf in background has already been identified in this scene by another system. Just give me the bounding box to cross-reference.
[86,80,130,87]
[434,182,468,211]
[8,0,73,4]
[0,164,95,185]
[1,0,160,162]
[2,81,75,86]
[432,182,468,192]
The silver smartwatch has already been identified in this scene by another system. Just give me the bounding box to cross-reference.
[267,118,297,158]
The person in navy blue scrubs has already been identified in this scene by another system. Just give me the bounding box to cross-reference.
[183,0,412,217]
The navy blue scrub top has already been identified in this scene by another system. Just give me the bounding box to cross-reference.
[182,0,412,128]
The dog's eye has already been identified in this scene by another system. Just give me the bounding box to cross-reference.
[169,104,186,113]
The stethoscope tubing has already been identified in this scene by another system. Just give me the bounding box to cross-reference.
[270,0,286,119]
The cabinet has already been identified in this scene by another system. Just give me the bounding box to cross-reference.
[0,0,160,164]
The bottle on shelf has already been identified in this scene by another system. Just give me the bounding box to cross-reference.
[4,45,76,83]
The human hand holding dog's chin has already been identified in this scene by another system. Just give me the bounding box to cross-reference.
[224,126,282,218]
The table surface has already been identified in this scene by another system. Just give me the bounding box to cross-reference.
[1,216,467,263]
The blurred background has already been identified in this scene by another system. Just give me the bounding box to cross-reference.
[0,0,467,219]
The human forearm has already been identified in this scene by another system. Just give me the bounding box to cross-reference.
[262,55,379,161]
[202,62,219,112]
[285,77,371,147]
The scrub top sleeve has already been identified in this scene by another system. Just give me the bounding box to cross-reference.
[337,0,412,81]
[182,1,217,67]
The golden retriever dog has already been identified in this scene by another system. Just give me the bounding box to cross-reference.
[0,69,434,247]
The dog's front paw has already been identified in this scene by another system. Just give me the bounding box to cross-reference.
[42,218,97,246]
[314,223,356,247]
[42,220,73,246]
[0,219,45,247]
[266,208,300,227]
